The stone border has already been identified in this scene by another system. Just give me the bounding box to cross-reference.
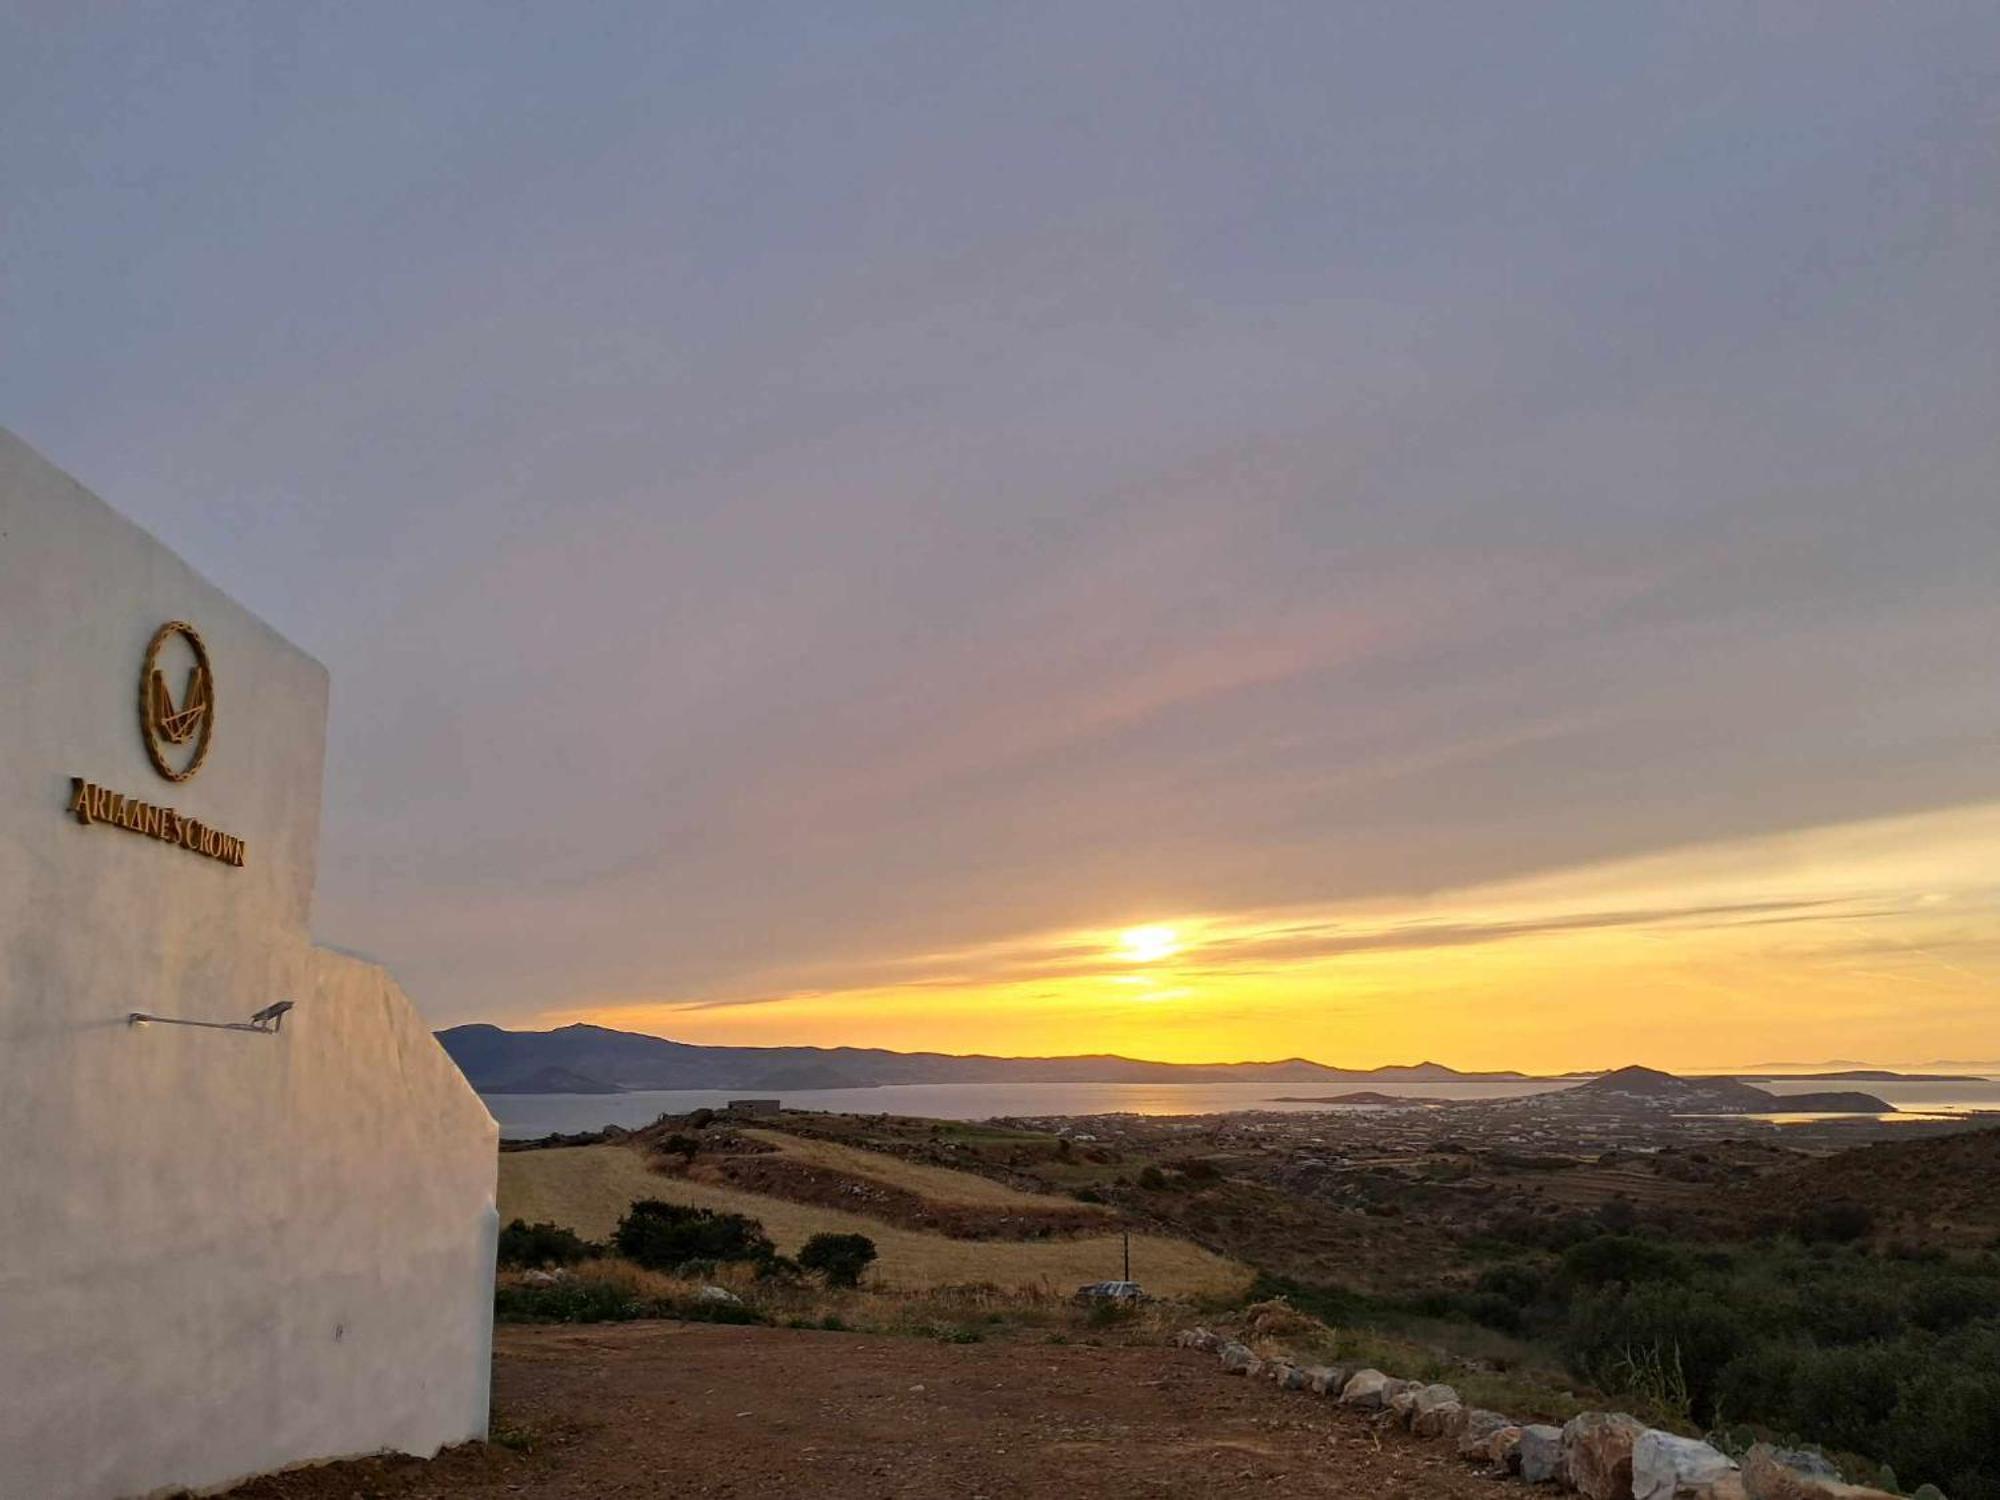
[1171,1328,1937,1500]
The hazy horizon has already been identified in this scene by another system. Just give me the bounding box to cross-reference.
[453,1013,2000,1080]
[7,6,1998,1071]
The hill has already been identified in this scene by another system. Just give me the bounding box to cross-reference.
[1737,1123,2000,1244]
[1569,1065,1891,1114]
[439,1022,1534,1093]
[481,1064,620,1095]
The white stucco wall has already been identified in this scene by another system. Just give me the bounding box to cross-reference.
[0,428,497,1498]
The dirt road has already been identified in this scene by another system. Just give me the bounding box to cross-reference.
[220,1322,1506,1499]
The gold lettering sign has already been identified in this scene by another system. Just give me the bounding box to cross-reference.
[140,620,214,782]
[65,777,247,868]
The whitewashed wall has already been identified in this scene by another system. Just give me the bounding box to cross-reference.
[0,428,497,1498]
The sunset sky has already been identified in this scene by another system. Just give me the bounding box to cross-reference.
[5,6,1997,1070]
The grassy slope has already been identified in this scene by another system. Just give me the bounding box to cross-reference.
[737,1128,1112,1211]
[500,1144,1250,1297]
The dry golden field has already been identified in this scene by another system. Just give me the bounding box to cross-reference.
[735,1127,1108,1210]
[498,1144,1250,1297]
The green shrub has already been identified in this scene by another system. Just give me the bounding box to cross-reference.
[1086,1298,1137,1328]
[1794,1201,1875,1245]
[495,1277,645,1323]
[613,1199,776,1272]
[1908,1272,2000,1332]
[1462,1290,1527,1334]
[497,1218,599,1269]
[1562,1235,1688,1289]
[1563,1283,1745,1424]
[1789,1343,1902,1457]
[1799,1284,1903,1345]
[756,1253,805,1282]
[494,1274,770,1327]
[798,1232,878,1288]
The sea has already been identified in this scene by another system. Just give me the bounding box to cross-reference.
[484,1075,2000,1139]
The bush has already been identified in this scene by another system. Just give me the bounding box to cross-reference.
[1907,1272,2000,1332]
[1453,1290,1524,1333]
[1795,1201,1875,1245]
[1789,1343,1903,1456]
[613,1199,776,1272]
[1085,1298,1137,1328]
[494,1274,770,1327]
[1597,1198,1640,1232]
[497,1218,598,1269]
[1137,1165,1169,1190]
[1476,1260,1548,1308]
[798,1232,878,1288]
[1562,1235,1688,1289]
[495,1276,643,1323]
[756,1254,804,1282]
[1563,1283,1745,1424]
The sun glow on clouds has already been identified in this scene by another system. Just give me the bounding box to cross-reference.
[554,802,2000,1072]
[1116,925,1180,963]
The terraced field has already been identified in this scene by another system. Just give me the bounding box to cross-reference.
[736,1127,1106,1209]
[499,1142,1250,1297]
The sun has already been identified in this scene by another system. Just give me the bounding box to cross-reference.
[1116,924,1180,963]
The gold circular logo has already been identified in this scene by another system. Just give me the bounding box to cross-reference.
[140,621,214,782]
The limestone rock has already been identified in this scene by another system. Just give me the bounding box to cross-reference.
[1176,1326,1221,1352]
[1562,1412,1646,1500]
[1742,1445,1902,1500]
[1270,1362,1311,1391]
[1217,1341,1258,1376]
[1519,1424,1565,1484]
[1411,1398,1464,1439]
[1634,1430,1738,1500]
[1407,1382,1460,1432]
[1745,1445,1840,1485]
[1485,1424,1525,1472]
[1453,1409,1511,1459]
[1338,1369,1393,1409]
[1305,1364,1350,1396]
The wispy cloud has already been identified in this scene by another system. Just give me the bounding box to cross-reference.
[7,6,1999,1065]
[559,803,2000,1069]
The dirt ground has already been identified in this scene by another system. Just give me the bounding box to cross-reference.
[218,1322,1506,1499]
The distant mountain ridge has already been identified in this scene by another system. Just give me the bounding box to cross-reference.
[434,1022,1537,1094]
